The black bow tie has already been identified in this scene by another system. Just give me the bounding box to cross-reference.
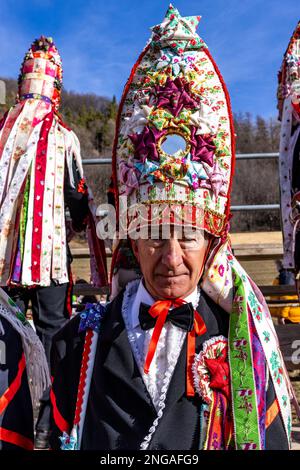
[139,302,195,332]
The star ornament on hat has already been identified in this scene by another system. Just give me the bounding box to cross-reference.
[112,3,235,239]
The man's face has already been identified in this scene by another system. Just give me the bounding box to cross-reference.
[131,228,210,300]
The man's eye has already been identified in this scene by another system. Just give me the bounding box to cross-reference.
[180,239,200,248]
[148,240,164,247]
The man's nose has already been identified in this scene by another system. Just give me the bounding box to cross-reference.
[161,239,183,270]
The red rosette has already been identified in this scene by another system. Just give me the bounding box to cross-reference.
[192,335,230,404]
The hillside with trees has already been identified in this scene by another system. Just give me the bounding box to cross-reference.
[231,112,280,231]
[0,78,281,231]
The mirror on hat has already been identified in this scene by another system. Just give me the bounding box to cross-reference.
[160,134,186,155]
[158,132,190,160]
[155,132,190,180]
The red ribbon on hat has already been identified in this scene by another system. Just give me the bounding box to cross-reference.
[143,298,207,396]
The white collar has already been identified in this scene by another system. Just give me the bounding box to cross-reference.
[131,279,200,329]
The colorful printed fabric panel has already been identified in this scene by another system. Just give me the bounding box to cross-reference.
[114,4,234,237]
[248,313,267,449]
[193,330,267,450]
[201,237,292,448]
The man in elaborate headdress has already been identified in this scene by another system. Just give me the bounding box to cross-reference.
[50,6,292,450]
[277,22,300,317]
[0,36,107,447]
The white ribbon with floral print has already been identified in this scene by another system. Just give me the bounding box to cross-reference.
[0,112,23,204]
[52,124,67,282]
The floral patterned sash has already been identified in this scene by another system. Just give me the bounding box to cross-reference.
[201,237,292,449]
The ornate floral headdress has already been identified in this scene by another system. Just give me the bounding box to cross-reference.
[17,36,63,111]
[112,3,235,238]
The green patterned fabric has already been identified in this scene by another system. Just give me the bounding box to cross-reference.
[20,173,30,261]
[229,268,261,449]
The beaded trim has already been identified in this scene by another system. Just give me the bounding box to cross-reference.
[19,93,52,104]
[128,202,226,236]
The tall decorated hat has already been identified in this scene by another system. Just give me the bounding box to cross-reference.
[277,22,300,274]
[108,8,293,450]
[111,3,235,238]
[17,36,63,110]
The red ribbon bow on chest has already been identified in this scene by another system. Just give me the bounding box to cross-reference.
[143,298,207,396]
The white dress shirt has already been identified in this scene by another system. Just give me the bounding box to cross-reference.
[121,279,200,411]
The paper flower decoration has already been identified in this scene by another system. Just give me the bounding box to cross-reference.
[129,126,166,162]
[119,160,141,195]
[154,77,199,117]
[120,104,152,137]
[189,104,219,135]
[151,4,205,53]
[192,336,230,404]
[190,127,216,166]
[156,49,198,77]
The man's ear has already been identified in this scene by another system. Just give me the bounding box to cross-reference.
[130,238,139,262]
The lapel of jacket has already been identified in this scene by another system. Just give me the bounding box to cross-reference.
[96,291,157,417]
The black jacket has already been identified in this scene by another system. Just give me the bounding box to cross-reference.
[50,289,289,450]
[64,157,89,234]
[0,317,34,450]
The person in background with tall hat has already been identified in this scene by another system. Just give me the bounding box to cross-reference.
[275,22,300,322]
[0,36,107,449]
[0,53,50,452]
[50,5,292,450]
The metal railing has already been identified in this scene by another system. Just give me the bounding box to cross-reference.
[235,152,279,160]
[82,153,281,212]
[231,204,280,211]
[82,153,280,166]
[72,282,299,299]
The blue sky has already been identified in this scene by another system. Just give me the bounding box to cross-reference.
[0,0,298,118]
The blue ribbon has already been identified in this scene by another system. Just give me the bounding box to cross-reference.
[78,302,106,334]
